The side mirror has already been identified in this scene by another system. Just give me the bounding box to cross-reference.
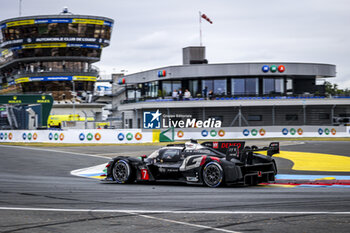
[226,145,239,161]
[141,155,147,162]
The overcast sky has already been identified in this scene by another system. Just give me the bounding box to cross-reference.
[1,0,350,88]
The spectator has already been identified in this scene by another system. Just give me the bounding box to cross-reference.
[208,90,214,100]
[202,86,208,99]
[172,89,178,100]
[178,88,183,100]
[184,89,191,100]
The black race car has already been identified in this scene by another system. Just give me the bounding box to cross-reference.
[104,140,279,187]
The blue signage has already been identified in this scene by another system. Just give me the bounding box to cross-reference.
[201,130,208,137]
[0,133,3,140]
[318,128,323,135]
[118,133,125,141]
[48,132,53,140]
[79,133,85,141]
[22,133,26,140]
[262,65,269,73]
[282,128,288,135]
[243,129,250,136]
[143,110,161,129]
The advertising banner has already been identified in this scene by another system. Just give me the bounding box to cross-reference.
[0,126,348,144]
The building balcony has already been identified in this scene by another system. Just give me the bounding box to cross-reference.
[118,95,350,111]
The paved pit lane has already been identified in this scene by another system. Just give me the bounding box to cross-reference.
[0,141,350,232]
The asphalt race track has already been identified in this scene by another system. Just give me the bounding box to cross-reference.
[0,141,350,233]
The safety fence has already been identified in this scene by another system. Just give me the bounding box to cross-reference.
[0,126,349,144]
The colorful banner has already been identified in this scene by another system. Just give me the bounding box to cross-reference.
[2,18,113,29]
[11,76,96,85]
[1,38,110,47]
[0,126,348,144]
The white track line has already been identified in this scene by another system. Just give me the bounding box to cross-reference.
[0,207,241,233]
[1,207,350,215]
[136,213,239,233]
[0,145,110,159]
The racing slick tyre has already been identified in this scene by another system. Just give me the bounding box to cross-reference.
[202,162,224,188]
[112,160,134,183]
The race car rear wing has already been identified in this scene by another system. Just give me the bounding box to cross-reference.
[201,141,245,154]
[203,141,279,157]
[224,142,279,164]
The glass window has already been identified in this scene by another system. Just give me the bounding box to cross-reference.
[263,78,275,95]
[231,78,245,95]
[246,78,258,95]
[147,81,158,97]
[275,79,284,94]
[214,79,227,95]
[319,113,330,120]
[286,79,293,91]
[172,81,181,94]
[248,115,262,121]
[189,80,199,97]
[202,79,227,96]
[202,79,213,94]
[162,81,172,96]
[286,114,298,121]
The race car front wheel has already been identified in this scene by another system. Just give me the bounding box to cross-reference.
[203,162,224,187]
[112,160,133,183]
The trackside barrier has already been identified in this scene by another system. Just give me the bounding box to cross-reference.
[0,126,349,144]
[0,129,153,144]
[173,126,350,141]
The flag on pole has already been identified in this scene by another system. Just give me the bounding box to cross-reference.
[201,13,213,24]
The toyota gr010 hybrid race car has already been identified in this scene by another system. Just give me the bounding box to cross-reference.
[104,140,279,187]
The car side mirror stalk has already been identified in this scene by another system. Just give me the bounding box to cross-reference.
[141,155,147,162]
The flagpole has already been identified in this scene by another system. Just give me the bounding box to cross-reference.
[199,11,202,46]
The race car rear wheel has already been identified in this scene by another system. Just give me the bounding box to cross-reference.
[112,160,133,183]
[203,162,224,187]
